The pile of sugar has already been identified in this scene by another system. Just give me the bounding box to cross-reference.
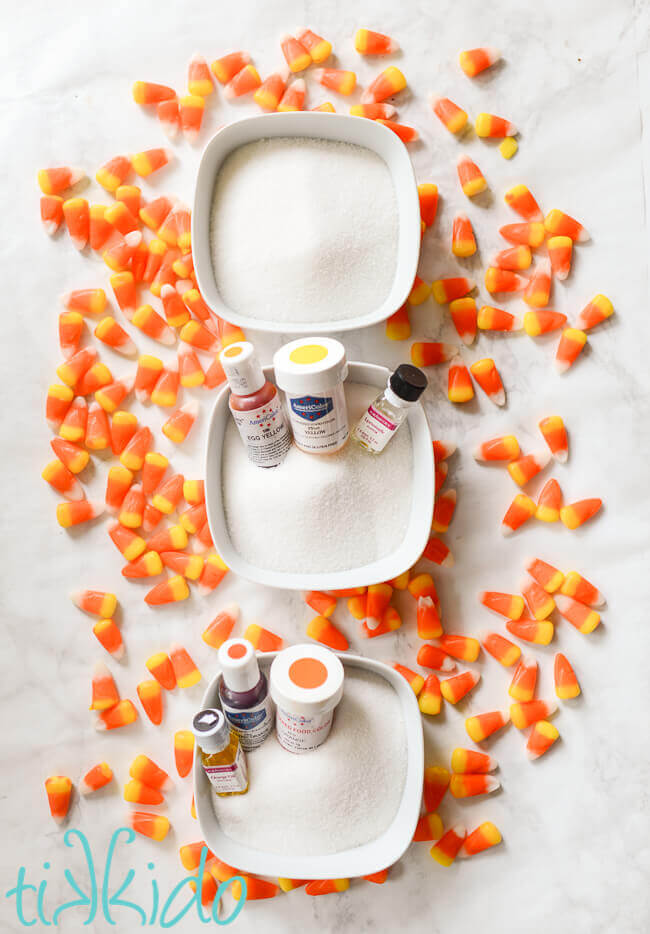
[209,137,398,324]
[221,382,413,574]
[212,668,407,856]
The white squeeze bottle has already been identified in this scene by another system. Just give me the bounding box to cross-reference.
[353,364,427,453]
[220,341,292,468]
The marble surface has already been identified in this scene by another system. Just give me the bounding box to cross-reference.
[1,1,649,931]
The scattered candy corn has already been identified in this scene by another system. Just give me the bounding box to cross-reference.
[419,674,442,715]
[93,618,124,659]
[137,680,163,725]
[430,824,466,866]
[451,748,497,774]
[417,643,456,672]
[437,633,480,663]
[307,615,349,651]
[448,357,474,403]
[431,96,468,134]
[560,571,603,607]
[130,811,170,841]
[535,478,563,523]
[440,670,480,705]
[458,47,500,77]
[506,617,554,645]
[457,154,487,196]
[463,822,502,856]
[465,709,509,743]
[554,594,601,633]
[510,699,557,730]
[470,358,505,406]
[480,591,524,620]
[547,236,573,280]
[481,631,521,667]
[560,498,602,529]
[393,663,424,696]
[475,112,516,138]
[297,28,332,63]
[413,812,444,841]
[500,222,546,248]
[526,720,559,759]
[96,698,137,731]
[423,766,450,812]
[79,762,113,795]
[450,773,500,797]
[507,451,550,487]
[477,305,522,331]
[554,653,581,699]
[508,654,538,702]
[525,557,564,593]
[432,489,457,532]
[45,776,72,824]
[544,209,589,242]
[576,294,614,331]
[361,66,406,103]
[538,415,568,462]
[449,297,477,345]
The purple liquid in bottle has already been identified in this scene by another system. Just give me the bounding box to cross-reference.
[217,638,274,750]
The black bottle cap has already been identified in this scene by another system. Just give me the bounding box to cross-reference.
[389,364,428,402]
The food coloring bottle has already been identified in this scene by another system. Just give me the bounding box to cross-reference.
[353,364,427,454]
[273,338,349,454]
[220,341,292,468]
[192,708,249,796]
[218,637,275,750]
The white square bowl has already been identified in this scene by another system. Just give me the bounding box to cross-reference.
[193,652,424,880]
[192,112,420,334]
[204,361,434,591]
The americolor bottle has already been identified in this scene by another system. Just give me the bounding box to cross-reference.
[218,637,275,750]
[191,708,249,796]
[353,364,427,454]
[269,644,344,753]
[272,338,349,454]
[220,341,292,468]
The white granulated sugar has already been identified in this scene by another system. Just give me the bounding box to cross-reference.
[212,668,407,856]
[221,382,413,574]
[210,137,398,323]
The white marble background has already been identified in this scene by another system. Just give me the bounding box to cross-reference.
[1,0,649,931]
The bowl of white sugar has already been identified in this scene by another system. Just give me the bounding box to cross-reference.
[194,652,424,880]
[204,361,434,591]
[192,112,420,333]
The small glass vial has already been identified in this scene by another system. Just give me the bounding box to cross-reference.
[218,638,275,750]
[353,364,427,454]
[191,708,249,796]
[220,341,292,468]
[273,338,349,455]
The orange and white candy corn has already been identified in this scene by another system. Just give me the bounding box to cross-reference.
[500,222,546,248]
[448,357,474,403]
[161,552,204,581]
[450,773,499,797]
[157,97,180,139]
[162,400,199,444]
[430,96,468,134]
[313,68,356,95]
[554,594,600,634]
[224,64,262,98]
[457,154,486,197]
[179,319,218,352]
[90,661,120,711]
[202,604,239,649]
[57,346,97,388]
[61,197,89,249]
[211,51,251,84]
[79,762,113,795]
[508,654,538,702]
[470,358,505,406]
[141,451,168,498]
[130,811,170,842]
[183,479,205,506]
[354,28,398,55]
[311,102,336,112]
[465,709,509,743]
[132,305,175,346]
[122,550,163,579]
[103,230,142,272]
[305,590,337,618]
[58,396,87,443]
[485,267,528,294]
[179,95,205,143]
[462,822,502,856]
[430,824,466,866]
[119,424,151,472]
[58,311,84,360]
[417,596,443,640]
[524,309,567,336]
[109,271,137,320]
[253,71,288,111]
[474,435,520,462]
[477,304,522,331]
[119,483,145,528]
[41,194,64,235]
[137,680,163,725]
[432,488,457,532]
[423,765,450,812]
[576,294,614,331]
[449,297,477,346]
[544,209,589,242]
[187,52,213,97]
[197,554,229,595]
[105,464,133,512]
[440,670,480,705]
[510,699,557,730]
[281,34,312,72]
[437,633,480,663]
[423,535,454,567]
[419,674,442,715]
[109,521,146,561]
[293,27,330,62]
[140,196,175,233]
[93,618,124,659]
[145,575,190,607]
[142,504,164,533]
[417,644,456,673]
[134,355,164,403]
[104,199,139,236]
[417,183,439,227]
[130,755,172,792]
[147,523,188,554]
[180,842,214,871]
[538,415,568,462]
[377,119,419,143]
[481,631,521,667]
[525,557,564,593]
[180,503,207,536]
[146,651,176,690]
[432,439,456,461]
[305,879,349,896]
[507,451,551,487]
[96,698,138,731]
[475,112,516,138]
[504,184,543,222]
[169,643,201,687]
[385,304,410,340]
[38,166,84,195]
[151,473,184,515]
[547,236,573,280]
[307,616,349,651]
[70,589,117,618]
[413,812,444,841]
[560,571,603,607]
[365,583,393,629]
[506,617,554,645]
[130,148,171,178]
[96,155,132,193]
[526,720,559,759]
[42,459,84,500]
[451,748,497,774]
[57,499,104,528]
[361,66,406,103]
[560,498,602,529]
[94,317,136,356]
[45,776,73,824]
[492,245,532,271]
[535,478,562,523]
[458,47,500,77]
[480,591,524,620]
[150,364,180,409]
[51,437,89,474]
[124,778,164,806]
[432,277,474,304]
[78,361,113,396]
[554,653,581,699]
[451,212,477,257]
[523,259,552,307]
[277,78,306,111]
[244,624,283,652]
[132,81,175,105]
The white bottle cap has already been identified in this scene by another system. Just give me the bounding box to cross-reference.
[273,338,348,394]
[191,708,230,753]
[269,644,344,717]
[218,638,261,693]
[220,341,265,395]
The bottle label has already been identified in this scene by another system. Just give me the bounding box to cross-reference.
[353,405,398,453]
[275,706,334,754]
[231,395,292,467]
[285,385,349,453]
[202,743,248,793]
[221,694,275,750]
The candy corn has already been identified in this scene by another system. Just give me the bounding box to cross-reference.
[157,97,180,138]
[417,596,443,640]
[137,680,163,725]
[477,305,521,331]
[465,709,509,743]
[508,655,538,702]
[145,576,190,607]
[38,166,84,195]
[431,96,468,134]
[377,118,419,143]
[419,674,443,715]
[281,34,311,72]
[385,304,410,340]
[523,309,567,336]
[96,698,137,731]
[560,571,603,607]
[457,154,486,196]
[58,311,83,359]
[470,358,505,406]
[147,524,188,554]
[202,604,239,649]
[58,396,87,443]
[103,230,142,272]
[162,401,199,444]
[109,522,146,561]
[413,812,444,841]
[313,68,356,95]
[525,558,564,593]
[505,184,543,222]
[544,209,589,242]
[485,267,528,293]
[57,347,97,388]
[432,277,474,304]
[230,876,278,901]
[94,317,137,356]
[305,590,337,618]
[417,643,456,672]
[475,435,520,462]
[93,618,124,659]
[179,95,205,143]
[506,617,554,645]
[492,246,532,271]
[432,439,456,461]
[132,81,175,105]
[507,451,550,487]
[554,594,600,633]
[57,500,104,528]
[305,879,349,896]
[277,79,306,111]
[174,731,195,778]
[448,357,474,403]
[71,589,117,618]
[62,198,89,250]
[296,28,332,62]
[475,112,516,138]
[431,489,457,534]
[423,766,450,812]
[463,822,502,856]
[361,66,406,103]
[355,28,398,54]
[393,664,424,696]
[307,615,349,651]
[224,64,262,98]
[130,811,170,842]
[105,464,133,512]
[576,294,614,330]
[510,699,557,729]
[523,260,552,308]
[350,102,397,119]
[440,670,480,704]
[449,297,477,345]
[123,550,163,579]
[451,748,497,774]
[89,662,119,711]
[151,473,184,515]
[418,183,439,227]
[42,459,83,500]
[161,552,204,581]
[79,762,113,795]
[480,591,525,620]
[437,633,480,663]
[500,222,545,248]
[41,195,64,235]
[526,720,559,759]
[119,483,145,528]
[253,72,287,111]
[211,52,251,84]
[146,652,176,690]
[45,776,72,824]
[51,438,89,474]
[450,774,499,797]
[481,631,521,666]
[430,824,466,867]
[538,415,568,462]
[547,236,573,280]
[167,643,201,688]
[130,148,171,178]
[423,535,454,567]
[560,498,602,529]
[458,47,500,77]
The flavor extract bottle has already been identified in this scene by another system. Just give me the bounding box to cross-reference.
[220,341,292,467]
[192,708,249,796]
[218,638,275,750]
[353,364,427,453]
